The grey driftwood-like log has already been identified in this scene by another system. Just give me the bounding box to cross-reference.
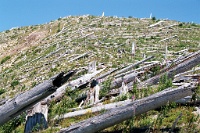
[45,69,104,104]
[0,72,72,126]
[114,56,154,76]
[138,50,200,88]
[55,99,132,120]
[96,68,118,81]
[68,52,90,62]
[58,83,197,133]
[111,71,144,89]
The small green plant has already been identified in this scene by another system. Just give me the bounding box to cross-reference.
[158,74,172,91]
[0,88,5,95]
[100,79,112,98]
[1,56,11,64]
[11,80,19,89]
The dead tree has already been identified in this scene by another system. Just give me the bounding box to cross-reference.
[111,72,142,89]
[114,56,154,76]
[0,72,72,126]
[59,83,197,133]
[138,50,200,88]
[68,52,90,62]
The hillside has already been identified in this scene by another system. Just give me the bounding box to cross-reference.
[0,15,200,132]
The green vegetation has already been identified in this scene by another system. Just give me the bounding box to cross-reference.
[1,56,11,64]
[0,88,5,95]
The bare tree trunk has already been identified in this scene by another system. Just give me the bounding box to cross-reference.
[138,50,200,88]
[68,52,90,62]
[58,83,197,133]
[110,72,139,89]
[55,99,132,120]
[114,56,154,76]
[0,72,72,126]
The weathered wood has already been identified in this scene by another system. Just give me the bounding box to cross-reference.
[59,83,197,133]
[68,69,105,90]
[68,52,90,62]
[114,56,154,76]
[24,102,48,133]
[148,21,164,28]
[138,50,200,88]
[0,72,72,126]
[55,99,132,120]
[44,69,104,104]
[111,71,140,89]
[114,61,159,79]
[96,68,118,81]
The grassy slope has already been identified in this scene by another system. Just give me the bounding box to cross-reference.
[0,15,200,132]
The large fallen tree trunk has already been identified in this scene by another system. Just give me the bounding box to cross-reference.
[0,72,72,126]
[138,50,200,88]
[44,69,104,104]
[55,99,132,120]
[59,83,197,133]
[57,94,200,120]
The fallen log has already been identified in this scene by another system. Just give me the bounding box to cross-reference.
[114,61,160,79]
[0,72,72,126]
[114,56,154,76]
[96,68,118,81]
[68,52,90,62]
[68,68,105,90]
[55,99,132,120]
[111,71,144,89]
[138,50,200,88]
[59,83,197,133]
[44,69,104,104]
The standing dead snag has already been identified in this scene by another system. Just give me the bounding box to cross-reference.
[0,72,73,126]
[59,83,197,133]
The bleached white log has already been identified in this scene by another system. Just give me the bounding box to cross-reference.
[45,70,103,104]
[111,72,138,89]
[159,35,177,42]
[0,72,70,126]
[59,83,196,133]
[138,50,200,88]
[68,68,105,90]
[55,99,132,120]
[148,21,164,28]
[68,52,90,62]
[115,56,154,76]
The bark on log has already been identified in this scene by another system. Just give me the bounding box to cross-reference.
[138,50,200,88]
[114,56,154,76]
[59,83,197,133]
[24,102,48,133]
[45,69,104,104]
[0,72,72,126]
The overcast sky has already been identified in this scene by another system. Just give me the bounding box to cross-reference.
[0,0,199,31]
